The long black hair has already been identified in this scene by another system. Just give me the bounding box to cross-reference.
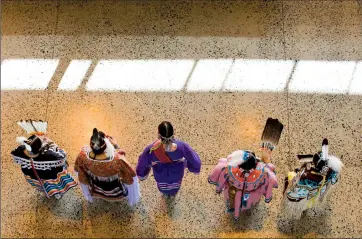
[26,135,42,154]
[158,121,174,144]
[239,151,257,171]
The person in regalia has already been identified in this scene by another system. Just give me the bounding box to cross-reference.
[11,120,77,199]
[282,138,343,219]
[136,121,201,198]
[74,128,140,205]
[208,118,283,220]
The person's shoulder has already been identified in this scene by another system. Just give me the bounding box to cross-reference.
[175,139,187,147]
[79,145,91,154]
[175,140,194,151]
[114,154,132,167]
[11,145,26,157]
[75,146,90,162]
[255,161,266,169]
[42,148,66,160]
[259,162,276,173]
[113,154,124,163]
[144,143,154,152]
[115,148,126,155]
[114,150,126,159]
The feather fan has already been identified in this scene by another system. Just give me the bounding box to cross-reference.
[260,118,284,150]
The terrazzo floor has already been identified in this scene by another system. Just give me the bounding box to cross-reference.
[1,0,362,238]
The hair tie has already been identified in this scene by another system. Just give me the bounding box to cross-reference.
[159,134,174,140]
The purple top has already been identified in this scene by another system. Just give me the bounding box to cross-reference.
[136,140,201,184]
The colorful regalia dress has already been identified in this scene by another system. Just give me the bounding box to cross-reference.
[282,139,343,219]
[136,139,201,196]
[208,150,278,220]
[74,143,140,205]
[11,120,77,199]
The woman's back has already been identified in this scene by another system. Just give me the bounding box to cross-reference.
[136,121,201,197]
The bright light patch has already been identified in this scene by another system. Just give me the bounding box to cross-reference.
[86,60,194,91]
[1,58,359,95]
[1,59,59,90]
[348,61,362,95]
[186,59,233,91]
[58,60,92,91]
[289,61,355,94]
[223,59,294,92]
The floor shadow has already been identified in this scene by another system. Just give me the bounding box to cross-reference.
[164,196,178,218]
[231,202,268,231]
[155,192,184,220]
[293,204,333,238]
[2,1,280,38]
[276,198,333,237]
[86,197,135,220]
[36,188,83,221]
[84,197,142,237]
[276,205,294,235]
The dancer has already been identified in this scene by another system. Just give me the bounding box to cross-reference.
[282,138,343,219]
[136,121,201,198]
[74,128,140,206]
[11,120,77,199]
[208,118,283,220]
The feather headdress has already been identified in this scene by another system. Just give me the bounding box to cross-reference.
[296,138,343,173]
[16,120,47,153]
[228,150,248,167]
[320,139,343,173]
[228,150,257,168]
[17,119,47,135]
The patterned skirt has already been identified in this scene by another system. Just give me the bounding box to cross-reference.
[90,178,128,201]
[25,169,77,198]
[157,181,182,196]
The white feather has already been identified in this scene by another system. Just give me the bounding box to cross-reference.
[16,136,27,144]
[39,122,44,132]
[299,158,313,164]
[23,121,33,133]
[32,121,47,134]
[25,121,35,133]
[17,120,48,134]
[38,121,47,133]
[42,121,48,133]
[31,121,39,132]
[322,144,328,161]
[17,121,23,129]
[24,144,32,151]
[27,120,36,132]
[33,121,40,132]
[17,121,32,134]
[328,155,343,173]
[26,120,36,133]
[25,121,34,133]
[16,136,32,151]
[104,138,115,157]
[228,150,246,167]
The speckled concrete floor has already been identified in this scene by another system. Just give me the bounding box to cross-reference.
[1,0,362,238]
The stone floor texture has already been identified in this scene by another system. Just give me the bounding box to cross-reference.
[1,0,361,238]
